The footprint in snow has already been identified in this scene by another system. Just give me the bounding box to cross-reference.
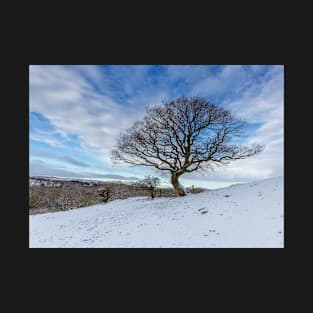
[197,208,208,214]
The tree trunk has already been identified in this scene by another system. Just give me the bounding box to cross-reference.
[150,187,155,199]
[171,173,187,196]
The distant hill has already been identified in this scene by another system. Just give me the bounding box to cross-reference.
[30,174,139,183]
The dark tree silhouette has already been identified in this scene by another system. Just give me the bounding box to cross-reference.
[112,96,263,196]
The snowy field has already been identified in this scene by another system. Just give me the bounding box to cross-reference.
[29,177,284,248]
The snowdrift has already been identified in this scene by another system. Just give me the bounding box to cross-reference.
[29,177,284,248]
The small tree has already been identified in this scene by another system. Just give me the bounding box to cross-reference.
[112,96,263,196]
[137,175,161,199]
[190,185,195,194]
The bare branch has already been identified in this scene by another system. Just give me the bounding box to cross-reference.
[111,96,264,196]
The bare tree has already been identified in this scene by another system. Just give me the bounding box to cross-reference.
[136,175,161,199]
[112,96,263,196]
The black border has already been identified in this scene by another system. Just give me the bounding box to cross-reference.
[8,36,292,290]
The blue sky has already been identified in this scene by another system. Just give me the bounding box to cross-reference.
[29,65,284,188]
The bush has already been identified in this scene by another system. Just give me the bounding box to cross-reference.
[97,188,113,202]
[29,185,108,212]
[29,187,44,208]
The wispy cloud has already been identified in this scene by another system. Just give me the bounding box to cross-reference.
[29,65,284,186]
[30,132,66,148]
[30,149,90,167]
[29,159,139,181]
[30,66,139,156]
[62,157,90,167]
[30,159,80,178]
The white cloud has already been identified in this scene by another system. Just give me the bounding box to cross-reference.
[29,65,284,186]
[191,65,249,96]
[30,130,66,148]
[187,65,284,183]
[29,159,77,177]
[29,66,140,159]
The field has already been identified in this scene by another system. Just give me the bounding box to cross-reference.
[29,177,284,248]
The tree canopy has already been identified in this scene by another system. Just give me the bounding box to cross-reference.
[112,96,263,196]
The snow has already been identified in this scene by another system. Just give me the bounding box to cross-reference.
[29,177,284,248]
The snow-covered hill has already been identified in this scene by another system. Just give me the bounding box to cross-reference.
[29,177,284,248]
